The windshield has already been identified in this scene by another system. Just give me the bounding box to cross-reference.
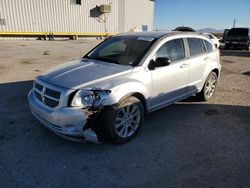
[85,36,156,66]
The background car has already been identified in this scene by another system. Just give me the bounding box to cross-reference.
[204,33,220,48]
[173,26,196,32]
[224,28,250,50]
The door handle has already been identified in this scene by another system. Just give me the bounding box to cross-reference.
[180,63,188,68]
[204,57,209,61]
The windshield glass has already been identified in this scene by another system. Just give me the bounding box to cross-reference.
[85,36,156,66]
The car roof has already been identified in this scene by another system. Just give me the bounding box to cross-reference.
[116,31,169,38]
[116,31,204,39]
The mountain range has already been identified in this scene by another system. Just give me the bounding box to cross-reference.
[155,27,225,33]
[197,28,225,33]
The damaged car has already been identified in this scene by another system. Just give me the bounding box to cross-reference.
[28,31,221,144]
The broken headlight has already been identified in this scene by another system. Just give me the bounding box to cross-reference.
[71,89,111,108]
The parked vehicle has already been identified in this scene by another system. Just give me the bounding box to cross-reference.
[173,27,196,32]
[204,33,220,48]
[221,29,229,43]
[224,28,250,50]
[28,32,221,144]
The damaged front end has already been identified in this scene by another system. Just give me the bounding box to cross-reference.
[28,82,111,144]
[67,88,112,143]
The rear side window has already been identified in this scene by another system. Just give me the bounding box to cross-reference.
[187,38,206,57]
[155,38,185,62]
[204,40,213,52]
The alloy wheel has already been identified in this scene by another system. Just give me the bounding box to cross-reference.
[114,104,141,138]
[205,74,217,98]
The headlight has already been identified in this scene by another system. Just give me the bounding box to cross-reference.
[71,89,111,108]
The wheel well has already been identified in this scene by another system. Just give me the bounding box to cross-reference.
[212,68,219,77]
[131,93,147,111]
[119,92,147,111]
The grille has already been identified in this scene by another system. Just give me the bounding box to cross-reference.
[34,81,61,108]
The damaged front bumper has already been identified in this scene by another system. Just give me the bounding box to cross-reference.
[28,90,100,144]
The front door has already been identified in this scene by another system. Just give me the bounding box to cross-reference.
[149,38,190,111]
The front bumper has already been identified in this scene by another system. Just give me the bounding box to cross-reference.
[28,90,99,143]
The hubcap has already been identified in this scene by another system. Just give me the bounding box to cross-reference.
[114,104,141,138]
[205,74,217,98]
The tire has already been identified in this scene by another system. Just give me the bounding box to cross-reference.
[245,45,249,51]
[102,96,144,144]
[197,72,218,101]
[225,44,229,50]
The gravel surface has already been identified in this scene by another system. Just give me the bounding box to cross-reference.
[0,40,250,188]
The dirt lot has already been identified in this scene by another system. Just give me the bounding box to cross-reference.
[0,40,250,188]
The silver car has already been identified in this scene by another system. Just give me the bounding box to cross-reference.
[28,32,221,144]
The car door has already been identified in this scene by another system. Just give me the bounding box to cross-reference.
[149,38,190,111]
[186,38,209,91]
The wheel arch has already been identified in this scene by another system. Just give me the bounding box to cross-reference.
[212,68,219,77]
[117,92,147,112]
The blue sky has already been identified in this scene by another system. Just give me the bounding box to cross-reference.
[154,0,250,30]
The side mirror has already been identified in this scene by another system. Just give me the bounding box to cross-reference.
[148,57,171,70]
[148,60,156,70]
[156,57,171,66]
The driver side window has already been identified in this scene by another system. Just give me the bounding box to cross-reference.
[155,38,185,62]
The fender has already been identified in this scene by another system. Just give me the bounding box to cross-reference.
[103,80,150,107]
[199,53,221,92]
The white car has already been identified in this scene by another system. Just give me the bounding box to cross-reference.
[28,31,221,144]
[204,33,220,48]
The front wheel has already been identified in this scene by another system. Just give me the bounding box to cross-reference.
[197,72,218,101]
[103,96,144,144]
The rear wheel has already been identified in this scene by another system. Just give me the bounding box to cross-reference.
[197,72,218,101]
[103,96,144,144]
[245,45,249,51]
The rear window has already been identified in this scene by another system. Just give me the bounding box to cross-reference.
[187,38,206,56]
[228,28,248,36]
[204,40,213,52]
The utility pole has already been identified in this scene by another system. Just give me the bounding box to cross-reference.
[233,18,236,28]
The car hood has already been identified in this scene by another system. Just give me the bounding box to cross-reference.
[38,59,133,89]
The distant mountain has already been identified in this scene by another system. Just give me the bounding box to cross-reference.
[154,27,225,33]
[197,28,224,33]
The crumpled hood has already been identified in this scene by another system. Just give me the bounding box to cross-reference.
[39,59,132,89]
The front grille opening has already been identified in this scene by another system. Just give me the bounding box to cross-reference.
[33,81,61,108]
[35,82,43,91]
[34,90,42,102]
[44,97,59,108]
[45,88,61,99]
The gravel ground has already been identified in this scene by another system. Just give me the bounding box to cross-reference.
[0,40,250,188]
